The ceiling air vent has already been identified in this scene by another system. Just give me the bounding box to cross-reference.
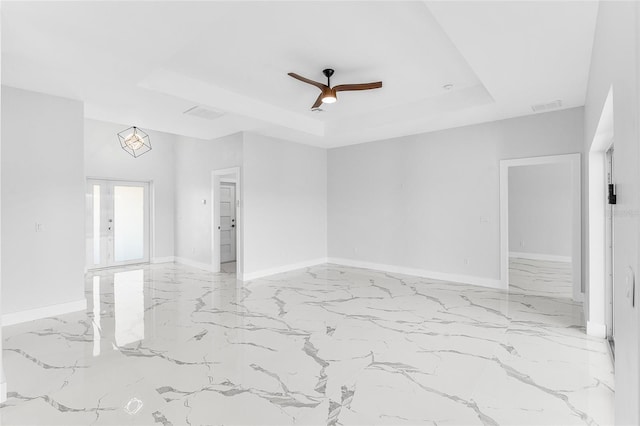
[531,100,563,113]
[183,106,224,121]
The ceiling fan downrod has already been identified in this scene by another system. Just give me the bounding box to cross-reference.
[323,68,335,86]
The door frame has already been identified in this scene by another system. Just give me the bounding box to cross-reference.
[586,86,614,338]
[86,177,152,270]
[499,153,582,300]
[604,146,615,345]
[211,167,243,279]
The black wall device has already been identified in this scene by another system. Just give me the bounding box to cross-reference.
[608,183,617,205]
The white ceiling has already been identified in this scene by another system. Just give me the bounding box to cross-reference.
[1,1,599,148]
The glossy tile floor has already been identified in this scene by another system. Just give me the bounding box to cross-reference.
[0,261,613,425]
[509,257,573,299]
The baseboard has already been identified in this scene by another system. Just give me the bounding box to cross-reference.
[152,256,175,264]
[586,321,607,338]
[327,258,503,289]
[242,258,328,281]
[509,252,572,263]
[2,298,87,326]
[174,257,215,272]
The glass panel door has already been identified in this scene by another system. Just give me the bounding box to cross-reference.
[86,179,150,269]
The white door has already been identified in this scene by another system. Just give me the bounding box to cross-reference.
[220,182,236,263]
[86,179,150,269]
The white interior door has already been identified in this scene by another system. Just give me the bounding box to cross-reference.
[86,179,150,269]
[220,182,236,263]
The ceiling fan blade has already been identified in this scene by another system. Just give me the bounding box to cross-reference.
[288,73,327,91]
[333,82,383,92]
[311,93,323,109]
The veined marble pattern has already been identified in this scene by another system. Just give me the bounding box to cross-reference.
[0,261,613,425]
[509,257,573,299]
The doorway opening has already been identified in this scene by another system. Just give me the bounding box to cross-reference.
[219,180,237,272]
[507,162,575,298]
[499,154,582,301]
[86,179,150,269]
[211,167,242,279]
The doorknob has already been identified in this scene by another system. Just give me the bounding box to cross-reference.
[231,224,235,228]
[218,226,220,230]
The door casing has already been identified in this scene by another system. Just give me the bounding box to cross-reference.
[499,153,582,300]
[211,167,243,279]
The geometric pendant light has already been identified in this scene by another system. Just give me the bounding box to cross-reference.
[117,126,152,158]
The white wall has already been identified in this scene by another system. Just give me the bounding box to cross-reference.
[1,86,85,314]
[0,60,5,400]
[328,108,583,285]
[85,119,176,261]
[508,163,572,258]
[583,2,640,423]
[242,132,327,276]
[174,132,242,266]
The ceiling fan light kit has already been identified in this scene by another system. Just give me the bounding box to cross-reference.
[288,68,382,109]
[321,88,337,104]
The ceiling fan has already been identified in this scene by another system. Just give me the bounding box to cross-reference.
[288,68,382,109]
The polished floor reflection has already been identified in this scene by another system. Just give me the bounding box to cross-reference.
[0,262,613,425]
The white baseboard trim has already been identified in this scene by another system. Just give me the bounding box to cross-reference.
[243,258,328,281]
[152,256,175,264]
[509,252,571,263]
[2,298,87,326]
[174,257,215,272]
[327,257,503,289]
[586,321,607,338]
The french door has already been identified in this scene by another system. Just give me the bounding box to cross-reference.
[86,179,150,269]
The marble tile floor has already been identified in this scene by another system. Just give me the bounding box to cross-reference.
[509,258,573,299]
[0,261,613,425]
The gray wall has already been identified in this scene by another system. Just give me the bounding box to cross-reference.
[174,132,243,266]
[1,86,85,314]
[84,119,177,261]
[242,132,327,275]
[173,131,327,276]
[509,163,572,258]
[583,2,640,423]
[328,107,583,282]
